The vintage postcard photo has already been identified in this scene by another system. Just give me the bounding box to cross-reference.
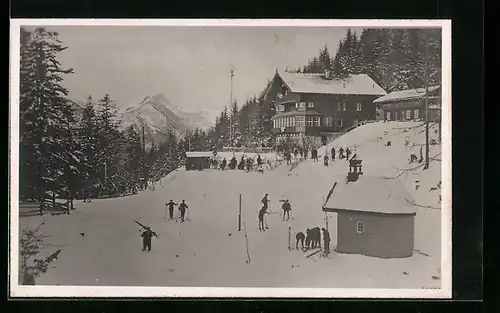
[9,19,451,298]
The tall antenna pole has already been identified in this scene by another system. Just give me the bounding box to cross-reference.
[230,68,234,150]
[423,31,430,170]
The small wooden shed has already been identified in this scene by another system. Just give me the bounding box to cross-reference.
[185,151,213,171]
[323,175,416,258]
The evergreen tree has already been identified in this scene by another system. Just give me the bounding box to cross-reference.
[19,27,79,203]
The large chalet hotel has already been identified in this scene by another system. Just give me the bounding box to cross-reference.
[265,69,387,146]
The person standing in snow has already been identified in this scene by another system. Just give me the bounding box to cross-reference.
[338,147,345,159]
[261,193,269,210]
[221,158,227,170]
[166,200,178,220]
[296,231,305,250]
[322,228,331,255]
[293,148,299,160]
[324,154,329,167]
[257,154,263,167]
[303,147,308,160]
[178,200,188,222]
[299,148,304,160]
[346,148,351,160]
[141,227,158,252]
[282,199,292,221]
[331,147,336,161]
[258,206,268,231]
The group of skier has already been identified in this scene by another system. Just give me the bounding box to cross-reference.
[217,154,265,172]
[295,227,331,256]
[165,199,189,222]
[322,146,355,167]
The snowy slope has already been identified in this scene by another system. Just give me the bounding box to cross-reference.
[18,121,442,289]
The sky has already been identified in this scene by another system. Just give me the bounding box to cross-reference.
[41,26,364,120]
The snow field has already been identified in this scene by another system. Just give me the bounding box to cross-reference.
[19,121,442,288]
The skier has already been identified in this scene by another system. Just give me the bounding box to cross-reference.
[257,154,263,167]
[331,147,336,161]
[238,156,245,170]
[324,154,329,167]
[322,228,331,256]
[258,206,268,231]
[282,199,292,221]
[166,200,178,219]
[286,152,292,165]
[261,193,269,210]
[299,148,304,160]
[141,227,158,252]
[221,158,227,170]
[246,157,251,172]
[303,148,308,160]
[338,147,345,159]
[178,200,188,222]
[346,148,352,160]
[296,231,305,250]
[293,148,299,159]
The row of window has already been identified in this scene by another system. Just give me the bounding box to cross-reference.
[386,109,420,121]
[279,101,363,111]
[274,116,342,128]
[336,102,362,112]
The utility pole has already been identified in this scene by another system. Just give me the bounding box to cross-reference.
[142,125,147,189]
[230,68,234,150]
[423,31,430,170]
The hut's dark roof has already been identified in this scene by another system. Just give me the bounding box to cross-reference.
[323,175,416,215]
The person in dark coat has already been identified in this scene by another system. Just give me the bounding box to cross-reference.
[258,206,268,231]
[322,228,331,255]
[296,231,305,250]
[261,193,269,210]
[179,200,188,222]
[257,154,263,166]
[324,154,329,167]
[141,227,158,252]
[293,148,299,159]
[303,148,308,160]
[246,157,251,172]
[338,147,345,159]
[282,199,291,221]
[346,148,352,160]
[331,147,336,161]
[221,158,227,170]
[238,156,245,170]
[166,200,178,219]
[299,148,304,160]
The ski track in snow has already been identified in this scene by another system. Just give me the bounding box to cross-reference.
[19,122,442,288]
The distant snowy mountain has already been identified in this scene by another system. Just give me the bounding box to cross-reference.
[119,93,213,144]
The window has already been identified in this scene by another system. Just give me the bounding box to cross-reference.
[406,110,411,120]
[325,117,333,127]
[386,112,391,120]
[337,103,341,111]
[356,102,362,111]
[273,119,276,128]
[414,109,419,119]
[306,117,314,127]
[342,102,347,111]
[286,117,290,128]
[337,118,343,127]
[296,116,305,127]
[307,102,315,108]
[298,102,306,109]
[313,117,321,127]
[356,221,364,233]
[291,117,296,127]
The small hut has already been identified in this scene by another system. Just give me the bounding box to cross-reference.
[185,151,213,171]
[322,168,416,258]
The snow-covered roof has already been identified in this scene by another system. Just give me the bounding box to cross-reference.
[277,72,387,96]
[185,151,213,158]
[373,86,441,104]
[323,175,416,215]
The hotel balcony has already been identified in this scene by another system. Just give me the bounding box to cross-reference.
[272,93,300,107]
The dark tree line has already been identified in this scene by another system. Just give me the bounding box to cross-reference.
[19,28,185,205]
[206,81,276,150]
[299,28,442,92]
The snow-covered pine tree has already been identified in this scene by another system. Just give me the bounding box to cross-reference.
[19,27,78,205]
[230,101,241,147]
[95,94,126,195]
[318,45,333,71]
[125,125,142,190]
